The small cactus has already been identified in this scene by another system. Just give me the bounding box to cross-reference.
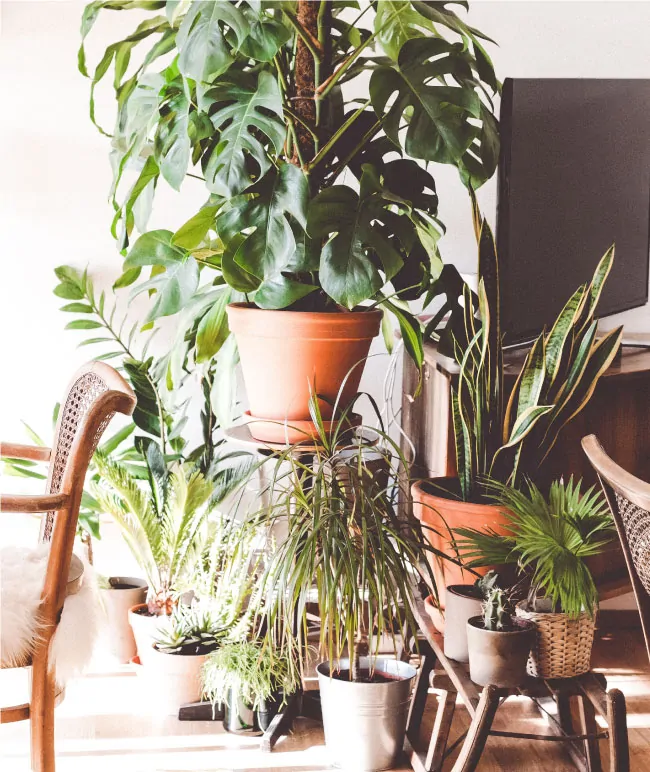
[482,587,510,631]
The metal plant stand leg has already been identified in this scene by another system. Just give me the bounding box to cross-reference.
[260,691,301,752]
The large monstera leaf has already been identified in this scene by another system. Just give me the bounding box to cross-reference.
[237,2,291,62]
[124,230,199,323]
[217,163,314,309]
[371,37,496,186]
[154,80,191,191]
[176,0,249,84]
[308,165,417,309]
[374,0,435,61]
[202,70,285,197]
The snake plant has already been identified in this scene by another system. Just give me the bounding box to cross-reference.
[450,200,623,501]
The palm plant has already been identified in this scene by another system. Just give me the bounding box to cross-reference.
[449,200,623,501]
[92,439,249,614]
[75,0,500,374]
[232,400,439,685]
[454,477,615,617]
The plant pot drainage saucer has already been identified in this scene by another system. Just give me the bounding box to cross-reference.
[243,411,361,444]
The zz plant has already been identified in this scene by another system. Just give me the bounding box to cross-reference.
[77,0,499,370]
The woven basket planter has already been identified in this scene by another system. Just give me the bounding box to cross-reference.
[515,601,596,678]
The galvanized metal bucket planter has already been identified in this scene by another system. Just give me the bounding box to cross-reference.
[317,657,417,771]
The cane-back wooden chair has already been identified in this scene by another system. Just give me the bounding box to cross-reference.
[582,434,650,664]
[0,362,136,772]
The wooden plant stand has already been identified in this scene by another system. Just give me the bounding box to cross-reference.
[406,590,630,772]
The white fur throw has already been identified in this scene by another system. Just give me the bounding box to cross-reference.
[0,545,101,684]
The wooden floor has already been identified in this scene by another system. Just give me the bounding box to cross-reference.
[2,625,649,772]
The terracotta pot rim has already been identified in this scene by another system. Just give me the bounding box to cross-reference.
[467,615,536,635]
[412,479,505,519]
[227,302,382,339]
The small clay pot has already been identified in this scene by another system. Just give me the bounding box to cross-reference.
[466,615,535,688]
[444,585,484,663]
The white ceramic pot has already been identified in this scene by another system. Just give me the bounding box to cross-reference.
[100,577,147,663]
[140,644,208,714]
[127,603,171,666]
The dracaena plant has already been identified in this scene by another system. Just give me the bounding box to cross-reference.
[78,0,499,374]
[451,200,623,502]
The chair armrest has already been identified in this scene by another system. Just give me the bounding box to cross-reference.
[1,493,69,513]
[0,442,51,462]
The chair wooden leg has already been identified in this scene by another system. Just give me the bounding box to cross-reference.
[577,694,602,772]
[607,689,630,772]
[30,651,56,772]
[449,685,501,772]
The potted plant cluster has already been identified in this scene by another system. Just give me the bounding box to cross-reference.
[412,201,623,624]
[231,403,441,770]
[202,640,294,735]
[77,0,500,439]
[456,477,615,679]
[466,583,535,688]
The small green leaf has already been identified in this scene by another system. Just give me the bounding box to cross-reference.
[61,303,94,313]
[65,320,103,330]
[172,204,221,250]
[54,284,84,300]
[196,290,231,362]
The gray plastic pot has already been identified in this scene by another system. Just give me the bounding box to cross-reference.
[466,616,535,688]
[443,585,483,663]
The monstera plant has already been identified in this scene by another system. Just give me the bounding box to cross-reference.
[78,0,499,435]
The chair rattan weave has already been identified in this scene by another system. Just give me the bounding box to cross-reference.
[582,434,650,664]
[0,362,136,772]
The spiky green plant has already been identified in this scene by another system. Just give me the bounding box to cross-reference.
[454,477,615,617]
[482,586,510,631]
[92,439,250,615]
[202,641,295,711]
[450,199,623,502]
[154,604,227,655]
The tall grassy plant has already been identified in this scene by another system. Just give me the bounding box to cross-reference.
[232,403,441,684]
[451,202,623,501]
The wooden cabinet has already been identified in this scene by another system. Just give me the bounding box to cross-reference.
[401,342,650,598]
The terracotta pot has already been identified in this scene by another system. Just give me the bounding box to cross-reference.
[227,304,382,438]
[412,478,512,631]
[127,603,171,667]
[243,410,361,445]
[139,644,208,714]
[100,577,147,663]
[466,616,535,688]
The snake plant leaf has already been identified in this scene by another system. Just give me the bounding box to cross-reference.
[581,245,616,328]
[515,335,546,420]
[543,284,587,390]
[154,80,191,191]
[125,230,199,321]
[451,388,472,501]
[176,0,249,84]
[374,0,435,61]
[501,404,554,450]
[238,4,291,61]
[370,37,479,167]
[203,71,285,197]
[216,163,308,290]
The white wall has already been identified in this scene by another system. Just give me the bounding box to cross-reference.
[1,0,649,443]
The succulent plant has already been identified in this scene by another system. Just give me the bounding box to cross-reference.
[482,587,511,632]
[154,605,228,656]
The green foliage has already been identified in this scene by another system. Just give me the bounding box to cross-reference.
[450,209,623,501]
[482,586,510,631]
[202,640,296,711]
[455,478,615,617]
[78,0,500,368]
[231,398,439,684]
[153,604,227,655]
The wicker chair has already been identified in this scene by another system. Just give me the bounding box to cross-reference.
[582,434,650,663]
[0,362,136,772]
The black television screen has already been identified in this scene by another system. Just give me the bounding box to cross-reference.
[497,78,650,344]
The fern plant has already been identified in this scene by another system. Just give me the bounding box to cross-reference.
[454,477,615,617]
[92,438,250,614]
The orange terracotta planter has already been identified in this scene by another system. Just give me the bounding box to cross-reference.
[227,304,382,439]
[412,479,512,631]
